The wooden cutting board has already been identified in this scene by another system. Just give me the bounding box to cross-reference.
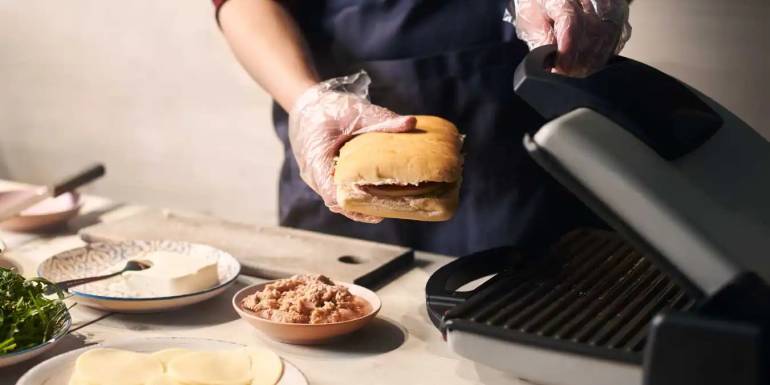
[79,209,413,289]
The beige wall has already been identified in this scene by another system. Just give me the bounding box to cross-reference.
[1,0,768,225]
[0,1,281,224]
[623,0,770,135]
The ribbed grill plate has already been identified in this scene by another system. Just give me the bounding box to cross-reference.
[444,229,696,363]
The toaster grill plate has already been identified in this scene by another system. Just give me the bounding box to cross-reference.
[443,230,697,364]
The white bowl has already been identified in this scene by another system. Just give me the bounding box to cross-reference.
[38,240,241,313]
[0,313,71,368]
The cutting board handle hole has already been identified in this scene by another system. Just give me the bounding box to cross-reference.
[338,255,367,264]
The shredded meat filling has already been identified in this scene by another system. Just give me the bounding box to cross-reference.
[241,274,370,324]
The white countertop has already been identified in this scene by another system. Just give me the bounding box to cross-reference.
[0,180,531,385]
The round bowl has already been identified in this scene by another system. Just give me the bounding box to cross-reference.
[0,312,71,368]
[38,240,241,313]
[0,191,82,232]
[0,255,21,272]
[233,281,381,345]
[0,237,23,272]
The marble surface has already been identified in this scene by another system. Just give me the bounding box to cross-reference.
[0,180,531,385]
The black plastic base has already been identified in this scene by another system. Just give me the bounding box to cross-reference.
[644,273,770,385]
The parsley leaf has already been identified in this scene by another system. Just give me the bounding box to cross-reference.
[0,268,69,354]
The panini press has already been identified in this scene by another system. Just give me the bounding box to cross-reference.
[426,45,770,385]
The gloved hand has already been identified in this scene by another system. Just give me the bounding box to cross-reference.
[289,71,416,223]
[507,0,632,77]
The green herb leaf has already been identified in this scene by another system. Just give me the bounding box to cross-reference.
[0,268,69,354]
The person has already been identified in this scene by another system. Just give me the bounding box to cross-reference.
[212,0,631,256]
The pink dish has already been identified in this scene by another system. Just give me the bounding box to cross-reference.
[0,191,82,232]
[233,281,381,345]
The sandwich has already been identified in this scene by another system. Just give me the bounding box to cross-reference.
[334,115,463,221]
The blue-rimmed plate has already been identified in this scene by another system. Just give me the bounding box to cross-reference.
[37,240,240,313]
[0,312,71,368]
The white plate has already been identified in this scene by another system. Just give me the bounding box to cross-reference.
[0,315,71,368]
[16,337,308,385]
[37,240,241,313]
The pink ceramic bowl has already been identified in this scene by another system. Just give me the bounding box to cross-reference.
[233,281,381,345]
[0,191,82,232]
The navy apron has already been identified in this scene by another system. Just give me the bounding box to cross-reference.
[272,0,600,256]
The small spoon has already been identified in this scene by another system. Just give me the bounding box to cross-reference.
[45,260,151,295]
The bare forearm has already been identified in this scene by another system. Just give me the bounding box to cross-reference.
[219,0,319,111]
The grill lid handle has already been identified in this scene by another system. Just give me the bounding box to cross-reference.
[514,44,722,160]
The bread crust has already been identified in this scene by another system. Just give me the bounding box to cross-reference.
[334,116,462,185]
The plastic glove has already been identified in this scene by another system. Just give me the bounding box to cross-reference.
[506,0,631,77]
[289,71,416,223]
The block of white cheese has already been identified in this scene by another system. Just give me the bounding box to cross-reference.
[122,251,219,297]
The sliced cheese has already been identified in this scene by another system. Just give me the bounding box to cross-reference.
[146,374,186,385]
[69,347,285,385]
[151,348,194,369]
[245,348,284,385]
[167,350,253,385]
[67,374,92,385]
[72,348,163,385]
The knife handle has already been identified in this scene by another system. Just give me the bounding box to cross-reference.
[52,164,106,196]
